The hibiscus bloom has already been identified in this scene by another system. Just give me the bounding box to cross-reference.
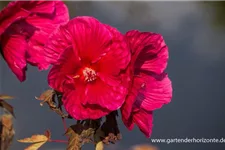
[121,30,172,138]
[0,0,69,81]
[45,16,131,120]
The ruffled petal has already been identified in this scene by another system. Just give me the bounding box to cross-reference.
[121,30,171,138]
[121,93,136,130]
[133,110,153,138]
[0,0,68,35]
[97,73,121,87]
[0,33,27,81]
[96,24,130,76]
[48,46,81,92]
[120,77,142,121]
[134,73,172,111]
[26,1,69,70]
[82,78,127,111]
[125,30,168,74]
[0,1,30,36]
[122,109,153,138]
[63,16,112,63]
[23,1,55,14]
[50,1,69,24]
[44,25,72,64]
[63,89,111,120]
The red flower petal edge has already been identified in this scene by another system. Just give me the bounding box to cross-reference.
[0,0,69,81]
[121,30,172,137]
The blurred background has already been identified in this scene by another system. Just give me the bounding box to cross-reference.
[1,1,225,150]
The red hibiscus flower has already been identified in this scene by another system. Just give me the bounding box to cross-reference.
[0,0,69,81]
[121,30,172,138]
[45,16,131,120]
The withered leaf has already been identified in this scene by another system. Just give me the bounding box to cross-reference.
[35,90,69,118]
[0,95,14,100]
[80,127,95,145]
[65,126,81,150]
[0,114,15,150]
[0,100,15,118]
[1,115,13,130]
[65,124,95,150]
[18,130,51,150]
[35,89,55,107]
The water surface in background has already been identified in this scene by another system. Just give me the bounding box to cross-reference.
[0,2,225,150]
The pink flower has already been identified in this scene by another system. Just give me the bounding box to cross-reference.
[121,30,172,138]
[45,16,131,120]
[0,0,69,81]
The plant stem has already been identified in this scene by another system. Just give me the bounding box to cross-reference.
[61,117,69,140]
[61,117,67,132]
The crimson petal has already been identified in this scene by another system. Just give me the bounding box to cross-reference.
[125,30,169,74]
[1,33,27,81]
[65,16,113,63]
[63,89,111,120]
[134,73,172,111]
[48,46,81,92]
[0,1,30,36]
[44,24,72,65]
[133,110,153,138]
[82,79,127,111]
[26,1,69,70]
[23,1,55,14]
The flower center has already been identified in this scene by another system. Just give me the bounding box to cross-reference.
[82,67,97,82]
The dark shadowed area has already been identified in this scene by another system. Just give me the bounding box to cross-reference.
[0,1,225,150]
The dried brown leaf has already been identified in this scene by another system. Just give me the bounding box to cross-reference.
[36,90,69,118]
[0,100,15,118]
[65,123,95,150]
[0,95,14,100]
[23,142,47,150]
[81,128,95,138]
[35,89,55,107]
[1,115,13,130]
[0,114,15,150]
[18,130,51,150]
[65,126,81,150]
[80,127,95,145]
